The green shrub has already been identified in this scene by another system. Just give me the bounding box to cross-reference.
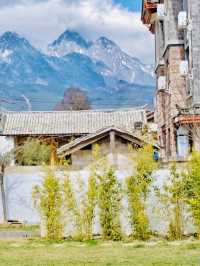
[33,168,63,240]
[127,145,157,240]
[127,175,150,240]
[98,168,122,240]
[183,152,200,239]
[168,165,185,240]
[83,173,97,240]
[17,138,51,166]
[63,175,83,240]
[155,164,185,240]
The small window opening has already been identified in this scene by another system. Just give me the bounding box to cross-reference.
[65,154,72,165]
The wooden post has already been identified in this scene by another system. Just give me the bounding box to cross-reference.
[109,131,117,166]
[50,138,56,167]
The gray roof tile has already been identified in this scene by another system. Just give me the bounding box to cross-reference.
[1,108,147,136]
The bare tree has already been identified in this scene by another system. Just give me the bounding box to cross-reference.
[54,87,91,111]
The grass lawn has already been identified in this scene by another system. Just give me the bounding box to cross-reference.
[0,239,200,266]
[0,224,39,232]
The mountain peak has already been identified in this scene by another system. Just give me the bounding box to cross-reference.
[51,30,91,48]
[96,37,116,48]
[0,30,154,111]
[0,31,31,50]
[1,31,24,42]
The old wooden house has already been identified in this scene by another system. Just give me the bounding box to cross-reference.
[0,108,154,169]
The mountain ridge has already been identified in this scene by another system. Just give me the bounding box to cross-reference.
[0,30,155,111]
[48,31,154,86]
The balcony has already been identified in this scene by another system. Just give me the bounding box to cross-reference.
[141,0,161,33]
[175,107,200,125]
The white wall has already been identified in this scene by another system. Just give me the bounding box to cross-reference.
[0,136,15,155]
[0,136,15,223]
[0,166,195,236]
[0,185,4,223]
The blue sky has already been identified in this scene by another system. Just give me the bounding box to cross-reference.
[114,0,141,11]
[0,0,153,63]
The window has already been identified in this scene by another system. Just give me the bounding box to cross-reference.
[134,122,143,130]
[65,154,72,165]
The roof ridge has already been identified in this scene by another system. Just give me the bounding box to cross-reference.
[1,106,147,114]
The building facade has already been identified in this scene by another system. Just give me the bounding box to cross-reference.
[0,108,151,168]
[142,0,200,160]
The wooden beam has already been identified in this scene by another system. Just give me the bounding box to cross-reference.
[109,130,116,152]
[59,130,147,157]
[117,132,143,147]
[60,134,107,157]
[50,138,57,167]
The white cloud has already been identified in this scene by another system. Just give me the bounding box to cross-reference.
[0,0,154,63]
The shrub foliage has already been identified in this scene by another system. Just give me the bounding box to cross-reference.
[127,145,157,240]
[155,164,185,240]
[33,168,63,240]
[17,138,51,166]
[29,142,200,240]
[184,152,200,239]
[98,168,122,240]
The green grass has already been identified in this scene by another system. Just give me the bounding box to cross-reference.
[0,239,200,265]
[0,224,39,232]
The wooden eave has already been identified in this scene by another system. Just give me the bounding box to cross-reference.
[175,115,200,125]
[57,127,146,157]
[141,1,157,24]
[141,1,158,34]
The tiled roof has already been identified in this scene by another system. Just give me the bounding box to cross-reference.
[0,108,147,136]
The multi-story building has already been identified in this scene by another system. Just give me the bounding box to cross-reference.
[142,0,200,160]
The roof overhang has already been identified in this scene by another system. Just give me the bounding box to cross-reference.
[175,107,200,125]
[175,115,200,125]
[57,126,147,157]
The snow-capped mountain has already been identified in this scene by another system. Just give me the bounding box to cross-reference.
[0,31,155,111]
[48,30,91,57]
[0,32,60,85]
[48,32,154,86]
